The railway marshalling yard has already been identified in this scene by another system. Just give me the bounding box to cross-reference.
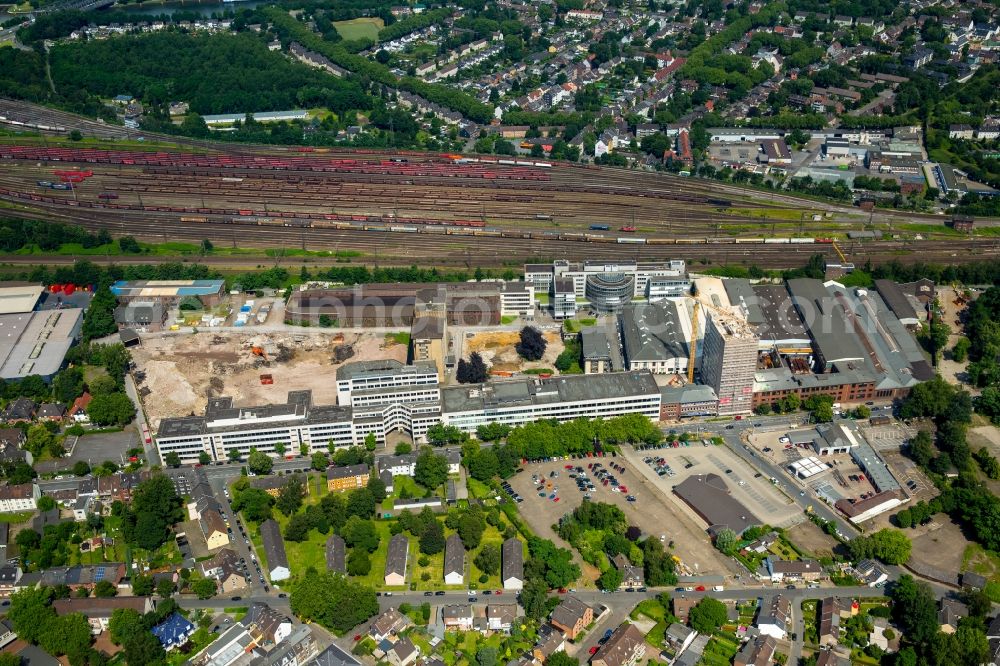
[0,136,998,270]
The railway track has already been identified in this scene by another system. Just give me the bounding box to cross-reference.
[6,195,998,270]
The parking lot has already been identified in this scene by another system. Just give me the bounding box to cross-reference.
[630,439,801,529]
[34,428,139,474]
[506,453,742,579]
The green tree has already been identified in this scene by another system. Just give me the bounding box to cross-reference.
[192,578,217,599]
[24,424,56,457]
[198,451,212,465]
[458,514,486,549]
[474,543,501,575]
[597,567,623,591]
[713,528,738,555]
[109,608,144,645]
[247,449,273,475]
[131,574,154,597]
[476,646,498,666]
[164,451,181,468]
[289,570,379,633]
[276,476,305,516]
[347,548,372,575]
[364,433,377,451]
[123,630,166,666]
[93,580,117,597]
[689,597,727,633]
[284,513,312,542]
[849,528,912,565]
[516,326,546,361]
[419,517,445,555]
[7,587,56,644]
[231,487,274,523]
[156,577,175,598]
[124,473,183,551]
[414,448,448,491]
[86,392,135,426]
[342,516,380,552]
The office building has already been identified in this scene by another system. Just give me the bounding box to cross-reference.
[524,260,688,314]
[700,310,757,415]
[619,301,691,374]
[335,360,438,404]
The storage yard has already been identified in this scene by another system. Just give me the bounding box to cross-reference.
[132,330,407,429]
[463,329,564,373]
[1,132,997,269]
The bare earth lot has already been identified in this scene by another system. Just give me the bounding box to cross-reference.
[508,454,742,582]
[133,330,407,428]
[464,330,564,372]
[908,517,971,582]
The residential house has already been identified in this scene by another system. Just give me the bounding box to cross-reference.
[369,608,411,642]
[37,403,65,422]
[444,534,465,585]
[200,508,229,550]
[549,596,593,639]
[757,595,791,640]
[672,597,697,624]
[17,563,126,593]
[0,439,31,467]
[502,538,523,590]
[0,566,22,597]
[532,623,566,663]
[385,534,409,586]
[591,623,646,666]
[312,644,362,666]
[734,636,776,666]
[152,612,196,651]
[1,396,39,426]
[815,652,850,666]
[939,598,968,634]
[487,604,517,633]
[69,393,92,423]
[742,531,778,555]
[326,534,346,573]
[442,604,475,631]
[0,618,15,649]
[818,597,843,647]
[2,398,36,423]
[198,548,247,594]
[387,637,418,666]
[244,602,293,645]
[327,464,370,492]
[377,453,417,477]
[610,553,643,589]
[52,597,154,636]
[854,559,889,587]
[766,558,822,583]
[0,483,38,513]
[663,623,697,659]
[260,519,291,581]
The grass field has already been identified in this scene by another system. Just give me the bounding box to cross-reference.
[333,17,383,41]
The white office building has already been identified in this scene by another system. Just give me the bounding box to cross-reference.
[525,259,689,313]
[335,360,439,404]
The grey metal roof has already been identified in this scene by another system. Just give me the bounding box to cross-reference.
[581,327,612,361]
[441,371,659,413]
[335,359,436,381]
[672,474,760,535]
[786,279,867,366]
[311,644,362,666]
[259,519,289,574]
[659,384,718,405]
[502,538,523,582]
[385,534,408,577]
[751,284,810,340]
[326,535,346,573]
[723,279,765,325]
[327,463,369,480]
[619,301,688,363]
[158,392,353,438]
[444,533,465,576]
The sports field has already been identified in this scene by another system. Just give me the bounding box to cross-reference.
[333,17,383,41]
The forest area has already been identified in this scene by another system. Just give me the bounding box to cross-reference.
[49,32,372,116]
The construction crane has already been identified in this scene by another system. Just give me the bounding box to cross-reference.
[832,240,847,263]
[688,300,700,384]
